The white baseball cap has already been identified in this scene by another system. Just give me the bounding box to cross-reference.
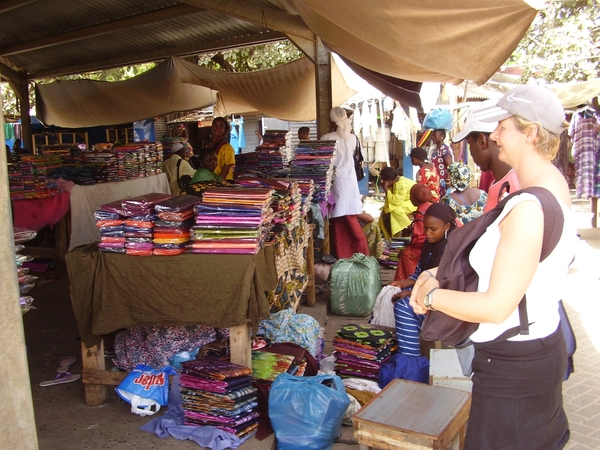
[451,99,498,143]
[473,85,565,135]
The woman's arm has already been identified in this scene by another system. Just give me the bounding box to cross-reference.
[410,200,543,322]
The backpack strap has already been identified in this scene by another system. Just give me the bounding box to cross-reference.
[473,187,564,347]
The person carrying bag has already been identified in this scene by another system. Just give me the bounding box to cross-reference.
[409,85,577,450]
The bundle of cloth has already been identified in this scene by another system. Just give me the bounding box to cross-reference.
[333,324,397,381]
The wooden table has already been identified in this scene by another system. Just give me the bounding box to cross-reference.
[353,379,471,450]
[67,221,315,406]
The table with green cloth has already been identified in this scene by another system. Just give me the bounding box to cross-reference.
[66,243,278,405]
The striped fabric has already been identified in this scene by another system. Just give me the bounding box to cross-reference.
[570,113,600,199]
[393,298,425,357]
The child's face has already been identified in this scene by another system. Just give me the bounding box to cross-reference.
[201,153,218,171]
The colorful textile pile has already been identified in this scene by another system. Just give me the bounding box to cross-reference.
[8,155,62,199]
[251,352,295,382]
[153,195,202,256]
[180,359,259,439]
[333,324,397,381]
[83,152,119,182]
[95,207,126,253]
[378,238,409,269]
[289,140,336,203]
[96,193,171,255]
[189,187,274,255]
[235,176,304,235]
[259,130,292,166]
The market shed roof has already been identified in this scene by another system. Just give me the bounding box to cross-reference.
[0,0,538,85]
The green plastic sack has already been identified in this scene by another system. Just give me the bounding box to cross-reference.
[330,253,381,316]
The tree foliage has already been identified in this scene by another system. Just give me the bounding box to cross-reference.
[509,0,600,83]
[197,41,303,72]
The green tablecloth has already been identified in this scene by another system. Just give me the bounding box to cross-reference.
[67,244,277,348]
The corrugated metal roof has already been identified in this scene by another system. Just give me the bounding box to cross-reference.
[0,0,288,79]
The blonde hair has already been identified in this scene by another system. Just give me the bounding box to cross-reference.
[511,116,561,160]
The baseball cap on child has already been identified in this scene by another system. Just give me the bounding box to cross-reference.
[451,99,498,143]
[473,85,566,135]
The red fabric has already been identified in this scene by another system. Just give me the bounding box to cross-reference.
[394,202,431,280]
[330,215,370,259]
[12,191,70,231]
[479,170,494,193]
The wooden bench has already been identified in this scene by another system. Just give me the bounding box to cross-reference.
[353,379,471,450]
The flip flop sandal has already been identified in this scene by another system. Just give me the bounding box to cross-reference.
[57,356,76,373]
[39,371,81,387]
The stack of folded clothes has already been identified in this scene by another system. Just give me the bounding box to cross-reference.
[153,195,201,255]
[189,187,274,255]
[120,193,171,256]
[288,140,336,204]
[95,202,127,253]
[333,324,397,381]
[180,359,259,439]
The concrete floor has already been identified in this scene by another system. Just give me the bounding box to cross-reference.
[22,193,600,450]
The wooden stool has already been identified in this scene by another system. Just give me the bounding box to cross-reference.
[353,379,471,450]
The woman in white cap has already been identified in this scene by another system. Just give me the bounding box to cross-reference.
[410,85,576,449]
[321,106,369,259]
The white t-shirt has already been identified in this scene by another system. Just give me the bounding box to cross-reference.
[468,193,577,343]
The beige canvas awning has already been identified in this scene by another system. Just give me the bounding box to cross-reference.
[36,56,355,127]
[278,0,538,84]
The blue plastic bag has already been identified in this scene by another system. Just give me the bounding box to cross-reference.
[423,108,453,131]
[116,364,177,416]
[269,373,350,450]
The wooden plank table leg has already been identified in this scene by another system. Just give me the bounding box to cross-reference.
[306,230,316,307]
[323,217,330,255]
[81,340,107,406]
[229,324,252,368]
[592,197,598,228]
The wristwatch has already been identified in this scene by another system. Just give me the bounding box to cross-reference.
[424,288,439,311]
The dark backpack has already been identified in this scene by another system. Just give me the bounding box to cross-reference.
[420,187,576,378]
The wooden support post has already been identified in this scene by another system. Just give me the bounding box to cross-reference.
[81,341,108,406]
[592,197,598,228]
[306,230,316,307]
[322,217,330,255]
[229,324,252,368]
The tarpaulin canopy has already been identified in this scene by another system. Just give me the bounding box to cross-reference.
[36,56,355,127]
[277,0,538,84]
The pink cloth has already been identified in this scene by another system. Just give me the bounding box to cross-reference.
[12,191,70,231]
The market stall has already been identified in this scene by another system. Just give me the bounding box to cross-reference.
[66,216,314,405]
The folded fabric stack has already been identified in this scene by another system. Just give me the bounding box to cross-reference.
[95,205,126,253]
[114,144,144,181]
[180,359,259,439]
[233,152,259,175]
[120,193,171,256]
[289,140,336,203]
[8,155,62,199]
[84,152,119,182]
[291,179,316,216]
[235,176,303,233]
[333,324,397,381]
[378,238,409,269]
[259,130,292,167]
[189,187,274,255]
[52,164,104,185]
[153,195,202,256]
